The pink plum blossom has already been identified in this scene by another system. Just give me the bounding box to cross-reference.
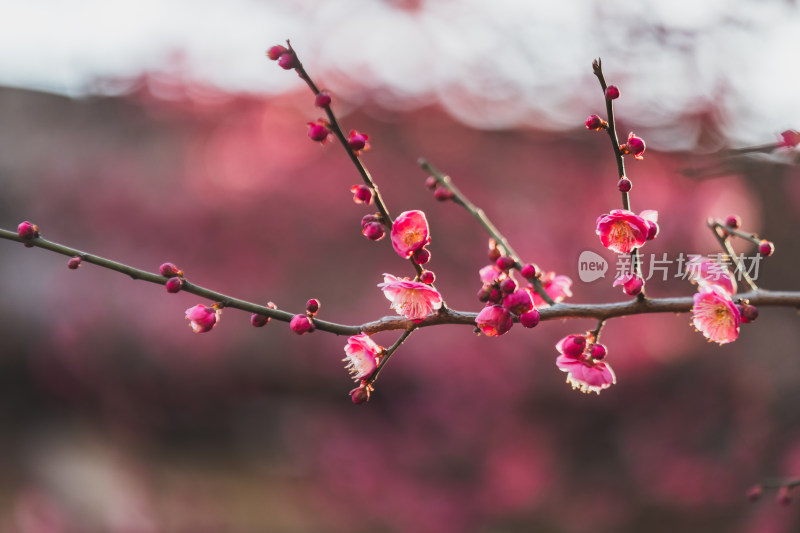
[378,273,443,321]
[475,305,513,336]
[685,256,737,296]
[185,304,220,333]
[595,209,657,254]
[343,334,382,380]
[555,335,616,394]
[692,287,741,344]
[531,272,573,307]
[479,264,504,284]
[390,210,430,259]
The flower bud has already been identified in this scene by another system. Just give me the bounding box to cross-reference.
[159,262,183,277]
[475,305,514,336]
[165,276,183,293]
[314,91,331,108]
[277,52,297,70]
[738,303,759,323]
[351,185,373,204]
[617,177,632,193]
[425,176,438,189]
[17,221,39,240]
[500,278,517,294]
[67,256,82,270]
[350,384,371,404]
[746,485,763,502]
[503,289,533,315]
[433,187,453,201]
[605,85,620,100]
[623,275,643,296]
[724,215,741,229]
[585,114,607,131]
[620,133,646,159]
[520,263,538,280]
[560,335,587,357]
[488,246,501,262]
[412,247,431,265]
[488,288,502,304]
[778,486,792,506]
[419,270,435,284]
[758,240,774,257]
[519,309,540,328]
[267,45,288,60]
[307,120,329,142]
[290,314,314,335]
[496,256,515,271]
[251,313,270,327]
[590,343,607,360]
[348,130,369,152]
[362,222,385,241]
[306,298,320,315]
[780,129,800,148]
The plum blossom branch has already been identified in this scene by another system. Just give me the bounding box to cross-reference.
[706,219,759,292]
[418,158,556,306]
[592,59,646,297]
[367,327,417,385]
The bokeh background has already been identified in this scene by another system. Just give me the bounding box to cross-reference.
[1,1,800,531]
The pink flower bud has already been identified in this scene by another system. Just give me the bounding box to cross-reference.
[496,256,515,271]
[500,278,518,294]
[159,262,183,277]
[361,214,380,227]
[620,132,646,160]
[779,129,800,148]
[425,176,437,189]
[738,303,759,323]
[585,114,607,131]
[277,52,297,70]
[165,277,183,293]
[520,263,538,280]
[617,177,632,193]
[502,288,533,316]
[724,215,741,229]
[314,91,331,108]
[185,304,220,333]
[67,256,82,270]
[17,221,39,240]
[758,240,774,257]
[519,309,540,328]
[351,185,373,204]
[306,298,320,315]
[558,335,587,358]
[477,285,492,302]
[267,45,288,60]
[488,288,502,304]
[488,246,501,262]
[590,343,607,360]
[475,305,513,336]
[614,273,643,296]
[348,130,369,152]
[362,222,385,241]
[350,384,371,404]
[307,120,329,143]
[419,270,435,284]
[433,187,453,201]
[251,313,270,327]
[290,314,314,335]
[605,85,620,100]
[746,485,763,502]
[778,486,792,506]
[412,247,431,265]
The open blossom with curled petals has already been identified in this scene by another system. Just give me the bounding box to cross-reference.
[685,256,737,296]
[185,304,220,333]
[378,274,443,321]
[479,264,504,284]
[555,335,616,394]
[692,287,741,344]
[390,210,430,259]
[531,272,573,307]
[343,334,382,380]
[475,305,513,336]
[596,209,657,254]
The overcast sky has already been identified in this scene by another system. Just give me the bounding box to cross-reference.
[1,0,798,147]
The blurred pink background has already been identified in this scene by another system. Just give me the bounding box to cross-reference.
[2,2,800,532]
